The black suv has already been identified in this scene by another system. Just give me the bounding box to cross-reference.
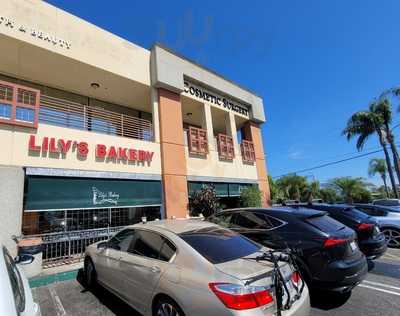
[208,207,368,292]
[302,203,387,259]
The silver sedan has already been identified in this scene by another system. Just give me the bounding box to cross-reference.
[355,204,400,248]
[84,219,310,316]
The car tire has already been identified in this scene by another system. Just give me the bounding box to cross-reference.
[153,297,185,316]
[84,257,97,288]
[381,227,400,248]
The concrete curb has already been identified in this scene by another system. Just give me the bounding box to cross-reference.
[29,269,80,288]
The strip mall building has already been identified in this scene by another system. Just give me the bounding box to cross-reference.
[0,0,269,263]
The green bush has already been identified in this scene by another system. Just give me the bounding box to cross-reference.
[190,185,220,217]
[240,186,262,207]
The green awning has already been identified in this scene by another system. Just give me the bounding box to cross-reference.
[24,176,162,211]
[188,181,255,198]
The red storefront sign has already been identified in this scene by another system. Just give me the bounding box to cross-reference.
[28,135,154,162]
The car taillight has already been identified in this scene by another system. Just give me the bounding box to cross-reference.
[209,283,274,310]
[291,271,301,284]
[323,238,348,248]
[358,223,374,231]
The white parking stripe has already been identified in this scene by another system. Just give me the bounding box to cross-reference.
[49,286,66,316]
[383,253,400,260]
[363,280,400,291]
[359,284,400,296]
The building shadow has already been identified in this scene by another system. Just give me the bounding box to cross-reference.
[310,289,352,310]
[76,269,142,316]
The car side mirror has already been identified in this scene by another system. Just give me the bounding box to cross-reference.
[97,241,109,250]
[15,254,35,265]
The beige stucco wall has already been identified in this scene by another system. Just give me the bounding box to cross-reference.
[0,166,24,256]
[185,147,258,181]
[0,0,150,86]
[0,124,161,175]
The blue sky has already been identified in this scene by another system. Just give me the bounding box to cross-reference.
[47,0,400,185]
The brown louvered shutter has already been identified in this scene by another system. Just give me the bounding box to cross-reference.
[188,126,208,155]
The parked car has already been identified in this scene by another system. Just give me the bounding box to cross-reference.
[0,245,41,316]
[84,219,310,316]
[372,199,400,207]
[208,207,368,293]
[354,203,400,248]
[302,203,387,259]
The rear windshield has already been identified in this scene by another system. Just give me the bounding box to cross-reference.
[306,215,345,233]
[179,227,261,264]
[343,207,370,220]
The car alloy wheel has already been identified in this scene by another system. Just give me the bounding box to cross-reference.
[382,228,400,248]
[156,302,181,316]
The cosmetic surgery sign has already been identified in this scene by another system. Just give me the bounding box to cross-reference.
[183,81,249,118]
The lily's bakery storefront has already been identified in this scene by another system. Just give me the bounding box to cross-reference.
[0,0,270,267]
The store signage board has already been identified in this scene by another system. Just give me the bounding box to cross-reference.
[0,15,71,49]
[28,135,154,163]
[183,81,249,117]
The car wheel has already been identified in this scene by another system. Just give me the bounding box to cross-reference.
[154,297,185,316]
[382,228,400,248]
[84,257,97,288]
[382,227,400,248]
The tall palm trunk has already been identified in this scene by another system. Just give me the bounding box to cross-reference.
[381,174,390,198]
[378,129,399,198]
[386,129,400,190]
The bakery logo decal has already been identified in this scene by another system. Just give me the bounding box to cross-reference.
[0,15,71,49]
[92,187,120,206]
[28,135,155,164]
[183,81,249,117]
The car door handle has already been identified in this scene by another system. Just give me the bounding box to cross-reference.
[150,266,161,273]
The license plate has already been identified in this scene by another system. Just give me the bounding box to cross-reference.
[350,241,358,251]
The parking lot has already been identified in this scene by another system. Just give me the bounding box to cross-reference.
[32,248,400,316]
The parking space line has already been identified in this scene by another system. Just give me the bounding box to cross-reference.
[48,286,66,316]
[383,253,400,260]
[363,280,400,291]
[359,284,400,296]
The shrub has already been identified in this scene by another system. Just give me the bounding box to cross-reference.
[240,186,262,207]
[190,185,220,217]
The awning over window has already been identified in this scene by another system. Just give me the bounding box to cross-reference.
[188,181,254,198]
[24,176,162,211]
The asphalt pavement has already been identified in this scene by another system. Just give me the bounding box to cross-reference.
[33,248,400,316]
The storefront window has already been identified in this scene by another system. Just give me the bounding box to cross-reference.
[22,206,161,235]
[22,211,65,235]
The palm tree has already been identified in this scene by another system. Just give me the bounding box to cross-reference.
[276,174,309,201]
[368,158,389,198]
[329,177,368,204]
[343,110,398,198]
[304,180,320,202]
[371,97,400,188]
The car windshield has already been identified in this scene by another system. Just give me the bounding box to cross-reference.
[179,227,261,264]
[343,207,371,220]
[306,215,345,233]
[374,200,400,207]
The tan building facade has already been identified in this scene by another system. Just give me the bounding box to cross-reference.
[0,0,269,260]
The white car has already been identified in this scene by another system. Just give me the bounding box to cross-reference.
[0,245,41,316]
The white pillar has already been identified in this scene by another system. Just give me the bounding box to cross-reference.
[201,103,215,150]
[226,112,239,155]
[151,87,160,143]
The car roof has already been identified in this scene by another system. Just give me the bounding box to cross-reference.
[220,207,326,219]
[355,203,400,211]
[127,219,220,235]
